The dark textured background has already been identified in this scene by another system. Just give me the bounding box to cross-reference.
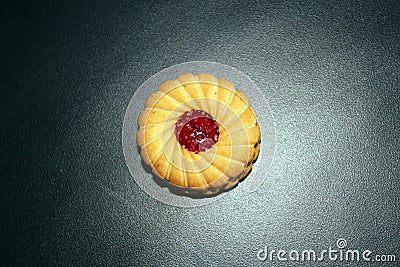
[1,0,399,266]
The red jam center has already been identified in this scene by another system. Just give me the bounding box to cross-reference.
[174,109,219,153]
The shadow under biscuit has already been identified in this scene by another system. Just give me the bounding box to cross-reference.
[138,154,234,199]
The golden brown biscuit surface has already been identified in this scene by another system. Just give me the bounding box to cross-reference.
[137,73,261,195]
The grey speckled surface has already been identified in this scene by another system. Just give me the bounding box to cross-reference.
[1,0,399,266]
